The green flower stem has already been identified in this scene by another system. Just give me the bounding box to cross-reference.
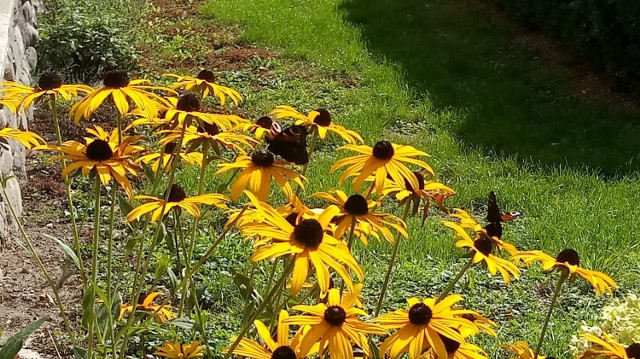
[223,260,295,359]
[0,173,70,330]
[534,270,569,359]
[176,214,214,359]
[437,257,474,303]
[49,96,86,284]
[105,183,118,356]
[374,199,412,316]
[268,258,290,330]
[119,119,188,359]
[88,174,102,359]
[116,111,123,145]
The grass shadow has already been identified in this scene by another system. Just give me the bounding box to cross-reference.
[339,0,640,175]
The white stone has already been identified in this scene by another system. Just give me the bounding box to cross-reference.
[1,173,23,218]
[22,1,35,25]
[21,22,37,47]
[25,45,36,70]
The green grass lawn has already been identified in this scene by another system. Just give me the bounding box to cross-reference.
[149,0,640,356]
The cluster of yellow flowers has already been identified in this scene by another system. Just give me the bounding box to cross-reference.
[0,70,634,359]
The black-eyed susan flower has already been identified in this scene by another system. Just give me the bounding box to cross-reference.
[501,341,554,359]
[116,292,175,323]
[216,151,305,202]
[136,142,204,173]
[313,190,407,245]
[229,310,314,359]
[427,334,488,359]
[285,285,386,359]
[0,96,19,113]
[0,72,92,110]
[236,115,280,141]
[162,94,244,130]
[512,249,617,295]
[448,209,518,256]
[383,170,456,221]
[237,193,362,296]
[443,221,520,283]
[165,70,242,106]
[270,106,363,144]
[458,312,497,337]
[38,126,141,198]
[0,127,45,149]
[374,295,478,359]
[126,184,227,223]
[70,70,174,124]
[331,141,433,194]
[155,341,205,358]
[580,333,640,359]
[157,123,256,155]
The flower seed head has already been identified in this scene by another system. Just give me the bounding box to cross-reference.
[163,142,177,154]
[197,69,216,83]
[408,302,432,325]
[323,305,346,326]
[103,70,130,88]
[293,219,323,249]
[372,140,394,160]
[556,248,580,266]
[176,93,201,112]
[167,184,187,202]
[344,194,369,216]
[251,151,275,167]
[313,108,331,126]
[38,72,62,90]
[85,139,113,161]
[271,346,296,359]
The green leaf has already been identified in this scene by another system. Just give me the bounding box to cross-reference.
[43,233,81,271]
[165,317,194,330]
[118,194,133,217]
[72,346,88,359]
[81,285,96,328]
[0,317,47,359]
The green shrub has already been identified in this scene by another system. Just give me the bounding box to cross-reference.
[492,0,640,93]
[37,0,150,84]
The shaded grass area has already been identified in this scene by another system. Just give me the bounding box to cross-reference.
[135,0,640,357]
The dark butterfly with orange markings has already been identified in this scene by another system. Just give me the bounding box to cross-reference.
[484,191,521,239]
[267,124,309,165]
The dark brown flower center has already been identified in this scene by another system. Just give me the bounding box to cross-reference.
[313,109,331,126]
[483,222,502,239]
[251,151,275,167]
[85,139,113,161]
[408,303,432,325]
[38,72,62,90]
[163,142,177,154]
[198,122,220,136]
[176,93,201,112]
[323,305,346,326]
[556,248,580,266]
[404,171,425,192]
[256,116,273,129]
[271,346,296,359]
[372,140,394,160]
[197,69,216,83]
[439,334,461,353]
[167,184,187,202]
[474,234,494,256]
[293,219,323,249]
[626,343,640,359]
[343,194,369,216]
[103,70,130,88]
